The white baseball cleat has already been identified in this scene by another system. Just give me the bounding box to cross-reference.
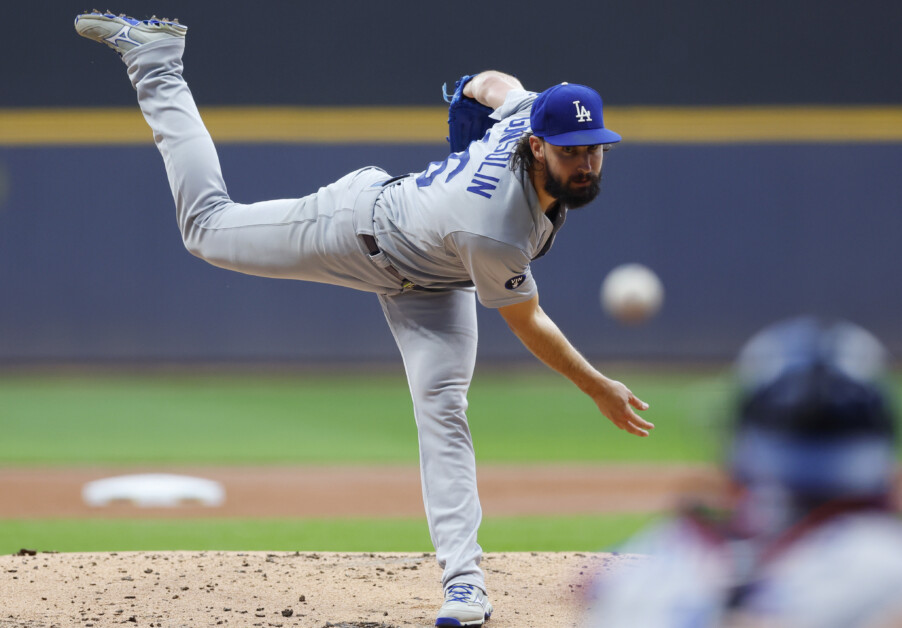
[74,10,187,55]
[435,583,493,627]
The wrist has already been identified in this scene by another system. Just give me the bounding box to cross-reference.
[574,367,609,396]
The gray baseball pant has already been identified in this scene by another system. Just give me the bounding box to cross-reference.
[123,38,485,592]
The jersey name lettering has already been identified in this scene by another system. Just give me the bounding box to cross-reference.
[466,118,529,199]
[468,173,501,198]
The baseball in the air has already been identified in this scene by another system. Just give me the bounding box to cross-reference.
[600,263,664,324]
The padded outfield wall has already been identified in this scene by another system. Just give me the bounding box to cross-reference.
[0,1,900,363]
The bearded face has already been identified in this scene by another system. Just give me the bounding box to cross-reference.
[536,141,605,209]
[542,162,601,209]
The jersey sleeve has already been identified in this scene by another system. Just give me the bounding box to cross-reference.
[448,231,536,308]
[490,89,538,122]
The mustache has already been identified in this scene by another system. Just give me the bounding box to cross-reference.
[569,172,600,185]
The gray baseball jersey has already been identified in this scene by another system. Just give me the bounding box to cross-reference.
[374,89,563,307]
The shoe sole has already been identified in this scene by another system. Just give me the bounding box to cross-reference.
[74,13,186,42]
[435,611,491,627]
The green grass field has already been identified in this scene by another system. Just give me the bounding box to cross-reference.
[1,367,898,554]
[0,513,662,555]
[0,368,737,465]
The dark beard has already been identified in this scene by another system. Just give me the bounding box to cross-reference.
[543,167,601,209]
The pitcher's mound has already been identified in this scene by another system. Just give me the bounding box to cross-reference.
[0,550,640,627]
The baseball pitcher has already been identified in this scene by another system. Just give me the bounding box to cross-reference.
[74,12,654,626]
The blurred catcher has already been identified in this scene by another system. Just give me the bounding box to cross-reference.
[586,316,902,628]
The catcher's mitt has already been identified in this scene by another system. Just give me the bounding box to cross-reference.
[444,75,497,153]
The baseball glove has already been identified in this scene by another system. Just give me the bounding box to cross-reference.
[444,75,497,153]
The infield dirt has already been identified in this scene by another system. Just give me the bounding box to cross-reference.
[0,464,726,518]
[0,550,644,627]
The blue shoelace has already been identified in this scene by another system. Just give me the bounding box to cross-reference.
[446,584,476,603]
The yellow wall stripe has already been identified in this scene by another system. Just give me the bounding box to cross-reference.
[615,106,902,143]
[2,106,902,146]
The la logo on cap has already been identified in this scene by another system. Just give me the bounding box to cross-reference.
[573,101,592,123]
[530,81,622,146]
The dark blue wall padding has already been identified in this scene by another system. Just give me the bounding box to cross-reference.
[1,142,899,362]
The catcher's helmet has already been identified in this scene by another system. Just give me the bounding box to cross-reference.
[730,317,896,500]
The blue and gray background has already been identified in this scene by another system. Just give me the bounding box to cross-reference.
[1,0,899,363]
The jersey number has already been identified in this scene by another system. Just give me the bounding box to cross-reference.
[415,148,471,188]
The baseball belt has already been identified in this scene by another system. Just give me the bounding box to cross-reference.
[358,174,416,292]
[360,233,416,292]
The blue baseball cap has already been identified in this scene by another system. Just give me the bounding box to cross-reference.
[530,83,621,146]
